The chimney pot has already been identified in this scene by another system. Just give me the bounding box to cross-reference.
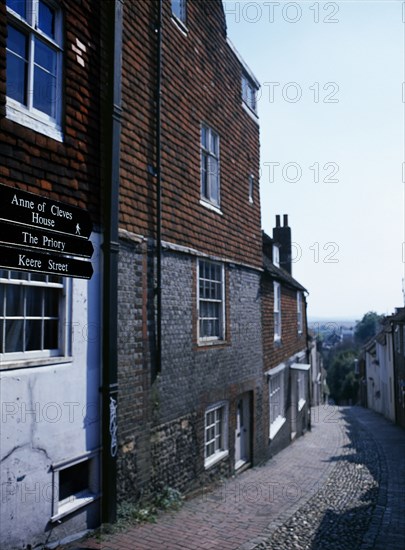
[276,215,280,227]
[283,214,288,227]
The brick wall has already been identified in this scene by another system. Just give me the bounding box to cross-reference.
[0,0,103,222]
[158,251,263,422]
[116,236,155,501]
[116,244,266,499]
[262,274,308,371]
[120,0,262,268]
[261,272,309,458]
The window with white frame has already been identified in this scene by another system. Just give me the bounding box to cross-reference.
[171,0,186,25]
[273,245,280,267]
[0,270,65,362]
[6,0,63,140]
[274,281,281,341]
[269,369,286,439]
[297,371,307,410]
[242,74,257,114]
[198,260,224,341]
[204,402,228,467]
[52,453,100,521]
[249,174,254,203]
[201,124,220,207]
[297,291,303,334]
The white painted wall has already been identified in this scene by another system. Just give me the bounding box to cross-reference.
[0,233,102,550]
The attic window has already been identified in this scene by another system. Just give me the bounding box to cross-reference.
[242,74,257,114]
[273,245,280,267]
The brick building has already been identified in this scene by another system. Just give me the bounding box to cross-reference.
[116,0,265,501]
[0,0,314,547]
[0,0,107,548]
[261,216,310,457]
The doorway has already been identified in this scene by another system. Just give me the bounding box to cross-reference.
[235,393,251,470]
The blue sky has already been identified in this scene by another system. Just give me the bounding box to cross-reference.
[225,1,404,319]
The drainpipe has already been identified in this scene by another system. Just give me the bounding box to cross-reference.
[155,0,163,375]
[102,0,123,524]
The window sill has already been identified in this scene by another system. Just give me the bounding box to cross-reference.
[197,338,228,349]
[199,199,223,216]
[0,356,73,371]
[204,450,228,470]
[242,102,259,125]
[171,15,188,36]
[6,102,63,142]
[269,416,286,440]
[51,491,101,523]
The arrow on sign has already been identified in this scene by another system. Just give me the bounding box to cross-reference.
[0,184,93,238]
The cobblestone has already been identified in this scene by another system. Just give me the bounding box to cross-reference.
[253,408,380,550]
[62,405,405,550]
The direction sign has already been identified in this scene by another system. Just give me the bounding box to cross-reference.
[0,245,93,280]
[0,183,93,238]
[0,220,94,258]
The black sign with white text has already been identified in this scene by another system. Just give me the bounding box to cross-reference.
[0,184,93,238]
[0,245,93,279]
[0,220,94,258]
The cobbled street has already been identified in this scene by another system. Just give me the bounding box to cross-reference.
[67,406,405,550]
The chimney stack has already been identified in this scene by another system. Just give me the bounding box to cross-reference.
[273,214,292,274]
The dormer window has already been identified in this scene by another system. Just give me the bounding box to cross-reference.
[242,74,257,114]
[273,245,280,267]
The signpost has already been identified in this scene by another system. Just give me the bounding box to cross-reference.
[0,245,94,279]
[0,220,94,258]
[0,184,94,279]
[0,183,93,238]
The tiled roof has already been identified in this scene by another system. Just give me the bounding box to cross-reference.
[262,255,307,292]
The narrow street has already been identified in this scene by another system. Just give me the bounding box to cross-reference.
[67,406,405,550]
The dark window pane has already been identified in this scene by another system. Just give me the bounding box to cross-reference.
[6,52,27,104]
[34,39,56,73]
[0,286,4,316]
[33,66,56,117]
[26,287,43,317]
[31,273,48,282]
[48,275,62,283]
[7,25,27,58]
[44,319,58,349]
[5,320,23,352]
[201,154,208,199]
[59,461,89,501]
[6,285,24,316]
[6,0,26,19]
[38,1,55,39]
[0,271,9,279]
[0,320,3,353]
[201,126,207,148]
[25,320,42,350]
[10,271,29,280]
[44,289,59,317]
